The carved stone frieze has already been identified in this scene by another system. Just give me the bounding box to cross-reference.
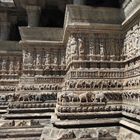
[65,33,123,65]
[64,79,123,90]
[1,4,140,140]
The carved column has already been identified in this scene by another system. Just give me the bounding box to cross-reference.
[0,22,10,40]
[73,0,85,5]
[26,5,41,27]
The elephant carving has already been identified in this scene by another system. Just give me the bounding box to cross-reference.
[94,92,107,103]
[58,92,95,103]
[18,94,30,101]
[57,92,69,103]
[79,92,95,102]
[58,92,79,103]
[35,94,42,101]
[67,92,79,102]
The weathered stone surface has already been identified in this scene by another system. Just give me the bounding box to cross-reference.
[0,1,140,140]
[19,27,64,41]
[40,126,119,140]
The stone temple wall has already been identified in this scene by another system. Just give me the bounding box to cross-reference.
[0,0,140,140]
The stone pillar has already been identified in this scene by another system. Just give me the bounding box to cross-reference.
[0,22,10,40]
[73,0,85,5]
[26,5,41,27]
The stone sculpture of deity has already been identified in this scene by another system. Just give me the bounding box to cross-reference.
[70,36,78,55]
[36,54,41,69]
[54,55,57,65]
[1,59,6,71]
[89,45,94,55]
[61,56,65,65]
[44,54,49,65]
[44,53,50,69]
[78,38,85,55]
[23,50,26,64]
[15,61,20,71]
[23,50,32,65]
[9,61,14,74]
[66,36,71,60]
[100,44,104,55]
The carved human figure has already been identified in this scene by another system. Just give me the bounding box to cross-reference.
[128,40,133,58]
[132,25,139,49]
[1,59,6,71]
[78,38,85,55]
[122,42,127,57]
[26,52,32,66]
[23,50,26,64]
[44,53,50,66]
[9,61,14,74]
[36,54,41,69]
[15,61,20,71]
[70,36,78,55]
[89,45,94,55]
[100,44,104,55]
[133,33,138,50]
[66,36,72,58]
[53,55,57,65]
[23,51,32,65]
[32,59,36,69]
[62,57,65,65]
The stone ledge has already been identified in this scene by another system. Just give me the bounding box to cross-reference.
[0,41,21,53]
[65,23,122,33]
[56,111,122,120]
[53,118,120,127]
[120,119,140,133]
[8,108,55,113]
[0,127,42,138]
[2,112,53,119]
[19,27,64,41]
[65,5,123,27]
[0,137,40,140]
